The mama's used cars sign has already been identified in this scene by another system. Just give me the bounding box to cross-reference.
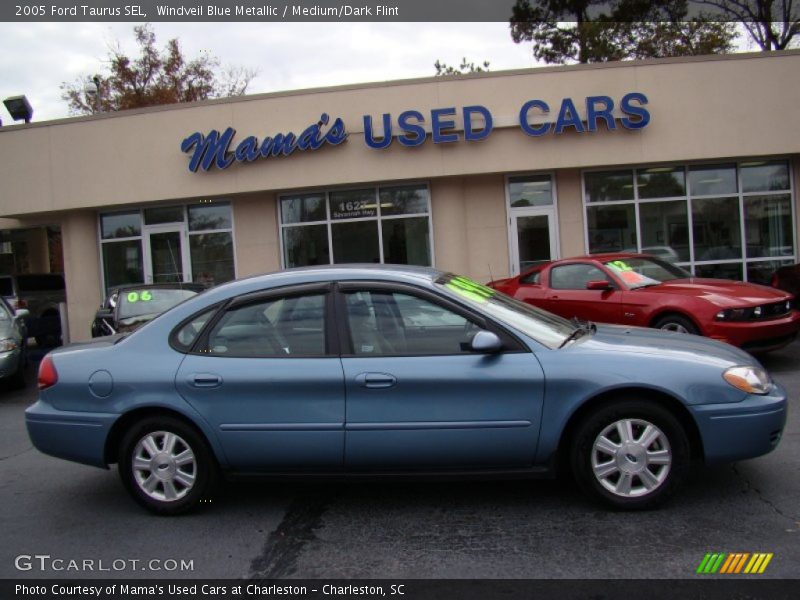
[180,92,650,173]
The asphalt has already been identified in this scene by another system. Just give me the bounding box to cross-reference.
[1,341,798,580]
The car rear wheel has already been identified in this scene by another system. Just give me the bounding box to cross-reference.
[652,314,699,335]
[570,400,689,509]
[119,416,217,515]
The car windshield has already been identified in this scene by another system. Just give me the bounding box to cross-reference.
[603,257,691,290]
[118,288,200,320]
[435,274,574,349]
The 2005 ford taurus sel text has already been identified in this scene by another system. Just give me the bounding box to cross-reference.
[26,266,787,514]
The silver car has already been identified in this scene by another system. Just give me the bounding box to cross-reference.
[0,298,28,388]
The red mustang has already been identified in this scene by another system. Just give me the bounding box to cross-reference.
[488,253,800,353]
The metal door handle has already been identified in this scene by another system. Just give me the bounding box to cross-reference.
[357,372,397,389]
[190,373,222,388]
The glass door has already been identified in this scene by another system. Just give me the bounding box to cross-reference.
[510,211,557,275]
[144,228,189,284]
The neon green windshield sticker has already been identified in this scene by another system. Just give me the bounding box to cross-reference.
[126,290,153,303]
[607,260,632,272]
[446,276,496,304]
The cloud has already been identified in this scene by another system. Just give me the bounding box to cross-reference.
[0,22,536,123]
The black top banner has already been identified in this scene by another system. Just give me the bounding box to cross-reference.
[1,1,769,22]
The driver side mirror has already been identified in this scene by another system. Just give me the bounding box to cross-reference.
[14,308,30,319]
[471,330,503,353]
[586,280,613,291]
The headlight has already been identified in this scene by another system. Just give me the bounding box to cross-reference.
[0,338,18,353]
[715,308,751,321]
[723,366,773,395]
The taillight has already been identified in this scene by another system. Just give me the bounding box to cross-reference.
[38,355,58,390]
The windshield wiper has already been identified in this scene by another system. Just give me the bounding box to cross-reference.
[559,318,595,348]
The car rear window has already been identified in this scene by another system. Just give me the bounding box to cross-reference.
[15,274,65,292]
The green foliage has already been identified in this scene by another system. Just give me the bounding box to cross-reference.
[434,57,491,76]
[510,0,737,64]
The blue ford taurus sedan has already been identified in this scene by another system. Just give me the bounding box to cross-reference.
[26,266,787,514]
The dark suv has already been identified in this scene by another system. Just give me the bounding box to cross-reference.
[0,273,65,347]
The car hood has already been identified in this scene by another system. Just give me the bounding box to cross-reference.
[638,278,791,307]
[574,323,758,369]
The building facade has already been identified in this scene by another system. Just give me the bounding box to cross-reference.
[1,51,798,342]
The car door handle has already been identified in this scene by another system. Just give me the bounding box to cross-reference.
[356,372,397,389]
[189,373,222,388]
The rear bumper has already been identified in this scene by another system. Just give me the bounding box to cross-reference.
[691,385,788,464]
[705,310,800,351]
[25,400,117,468]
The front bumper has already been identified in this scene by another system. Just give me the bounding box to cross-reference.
[691,383,788,464]
[25,400,117,468]
[706,310,800,351]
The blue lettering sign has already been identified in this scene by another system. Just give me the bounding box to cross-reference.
[619,92,650,130]
[180,113,347,172]
[431,107,459,144]
[463,105,493,142]
[585,96,616,132]
[519,100,551,137]
[397,110,426,147]
[363,114,393,149]
[554,98,584,134]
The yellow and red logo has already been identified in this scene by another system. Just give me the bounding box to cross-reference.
[696,553,773,574]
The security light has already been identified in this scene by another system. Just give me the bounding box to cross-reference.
[3,95,33,123]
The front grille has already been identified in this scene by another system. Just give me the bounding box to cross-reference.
[758,300,791,320]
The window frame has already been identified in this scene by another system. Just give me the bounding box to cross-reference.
[581,158,797,283]
[334,281,527,358]
[277,182,435,269]
[548,262,614,291]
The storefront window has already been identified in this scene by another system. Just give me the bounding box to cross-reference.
[688,164,737,196]
[744,194,793,259]
[586,204,637,253]
[101,211,141,239]
[100,202,235,292]
[639,200,690,262]
[382,217,431,266]
[283,224,330,267]
[102,240,143,288]
[692,197,742,261]
[280,193,326,224]
[583,160,795,282]
[508,175,553,208]
[741,161,790,193]
[584,170,634,203]
[279,184,432,268]
[637,167,685,199]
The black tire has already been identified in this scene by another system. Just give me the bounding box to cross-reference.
[570,399,690,510]
[118,416,218,515]
[652,314,699,335]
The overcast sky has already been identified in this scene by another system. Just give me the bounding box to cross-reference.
[0,22,544,123]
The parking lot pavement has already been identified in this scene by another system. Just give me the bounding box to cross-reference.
[1,342,798,580]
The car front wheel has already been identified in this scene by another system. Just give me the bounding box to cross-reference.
[119,416,217,515]
[652,314,699,335]
[570,400,690,509]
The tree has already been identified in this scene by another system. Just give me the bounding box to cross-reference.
[61,24,257,115]
[510,0,736,64]
[434,57,491,76]
[697,0,799,50]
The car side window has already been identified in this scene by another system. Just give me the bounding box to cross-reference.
[549,264,608,290]
[173,307,216,351]
[520,270,541,285]
[204,294,326,357]
[344,291,481,356]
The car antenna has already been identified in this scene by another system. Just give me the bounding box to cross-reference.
[487,263,494,282]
